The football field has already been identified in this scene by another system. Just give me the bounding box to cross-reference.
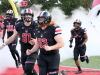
[0,56,100,75]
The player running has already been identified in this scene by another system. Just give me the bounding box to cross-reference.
[69,19,89,74]
[26,11,64,75]
[2,10,21,68]
[0,8,38,75]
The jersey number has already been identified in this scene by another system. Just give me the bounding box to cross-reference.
[38,38,48,48]
[22,33,31,43]
[7,25,13,31]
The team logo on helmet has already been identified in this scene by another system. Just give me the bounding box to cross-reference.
[73,19,81,28]
[24,8,34,22]
[37,11,52,25]
[6,10,14,19]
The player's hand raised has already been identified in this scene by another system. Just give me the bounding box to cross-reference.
[44,46,51,51]
[26,49,32,55]
[29,38,35,45]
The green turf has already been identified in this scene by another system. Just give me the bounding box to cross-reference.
[60,56,100,69]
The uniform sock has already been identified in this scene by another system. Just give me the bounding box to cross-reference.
[15,50,20,62]
[10,51,17,61]
[78,66,82,71]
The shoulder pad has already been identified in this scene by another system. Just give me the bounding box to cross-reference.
[71,28,75,31]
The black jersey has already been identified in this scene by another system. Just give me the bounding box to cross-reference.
[71,27,87,46]
[16,19,24,24]
[35,24,62,55]
[15,21,37,46]
[3,18,18,37]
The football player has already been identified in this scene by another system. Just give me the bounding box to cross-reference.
[26,11,65,75]
[69,19,89,74]
[16,10,25,24]
[2,10,21,68]
[0,8,38,75]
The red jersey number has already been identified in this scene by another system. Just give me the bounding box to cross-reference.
[7,25,13,31]
[38,38,48,48]
[22,33,31,43]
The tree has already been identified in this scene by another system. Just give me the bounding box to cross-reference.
[21,0,58,10]
[0,0,18,15]
[21,0,93,16]
[80,0,93,10]
[41,0,58,10]
[21,0,38,8]
[59,0,81,15]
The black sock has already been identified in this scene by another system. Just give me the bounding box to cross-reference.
[14,50,20,62]
[78,66,82,71]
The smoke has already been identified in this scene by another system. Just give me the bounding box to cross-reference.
[47,6,100,61]
[0,4,100,72]
[0,37,21,73]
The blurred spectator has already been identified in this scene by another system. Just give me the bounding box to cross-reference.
[0,15,5,37]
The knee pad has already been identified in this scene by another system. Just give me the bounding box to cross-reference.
[80,56,85,62]
[48,67,59,75]
[49,71,58,75]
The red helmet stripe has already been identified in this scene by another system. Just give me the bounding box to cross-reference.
[8,10,10,13]
[76,19,78,21]
[28,9,31,12]
[39,11,43,15]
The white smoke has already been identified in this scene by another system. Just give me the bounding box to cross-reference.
[49,6,100,61]
[0,4,100,73]
[0,36,21,73]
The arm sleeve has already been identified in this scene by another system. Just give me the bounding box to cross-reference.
[83,28,87,34]
[70,29,73,35]
[15,23,20,33]
[53,24,62,36]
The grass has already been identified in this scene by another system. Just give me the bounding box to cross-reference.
[60,56,100,69]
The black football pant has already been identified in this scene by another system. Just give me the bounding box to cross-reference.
[38,53,60,75]
[8,37,20,63]
[21,45,38,75]
[74,44,87,62]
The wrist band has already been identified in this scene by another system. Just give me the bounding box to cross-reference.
[69,38,73,43]
[2,43,6,47]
